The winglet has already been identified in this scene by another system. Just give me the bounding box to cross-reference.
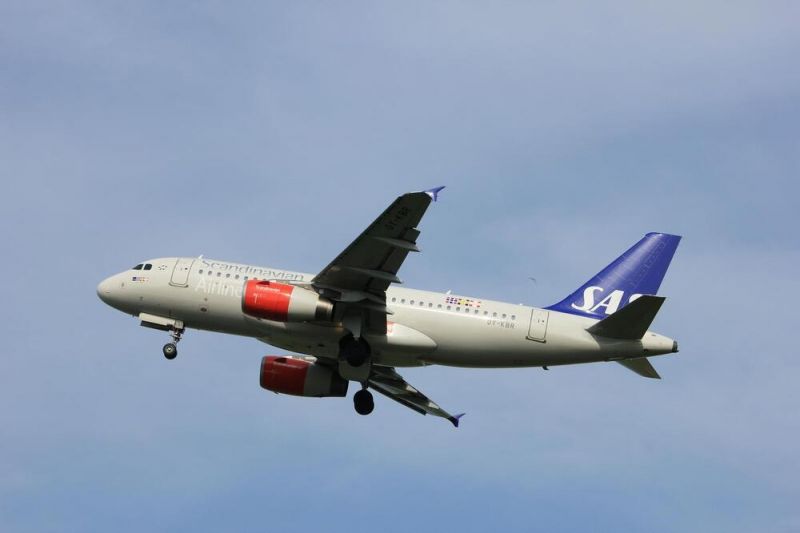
[424,186,446,202]
[449,413,465,428]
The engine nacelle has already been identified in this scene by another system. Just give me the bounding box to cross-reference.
[260,356,348,397]
[242,280,333,322]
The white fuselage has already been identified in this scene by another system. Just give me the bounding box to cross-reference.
[97,257,677,369]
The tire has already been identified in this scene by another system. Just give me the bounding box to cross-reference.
[353,389,374,415]
[163,343,178,360]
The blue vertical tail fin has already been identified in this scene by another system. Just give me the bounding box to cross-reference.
[546,233,681,319]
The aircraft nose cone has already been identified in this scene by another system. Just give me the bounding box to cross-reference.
[97,276,114,304]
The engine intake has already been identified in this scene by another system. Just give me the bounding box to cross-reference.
[260,356,348,397]
[242,280,333,322]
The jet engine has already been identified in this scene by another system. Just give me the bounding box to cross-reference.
[242,280,333,322]
[260,356,348,397]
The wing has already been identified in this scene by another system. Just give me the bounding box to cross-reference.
[312,187,444,334]
[368,366,464,427]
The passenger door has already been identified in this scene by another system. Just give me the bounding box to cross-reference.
[170,258,195,287]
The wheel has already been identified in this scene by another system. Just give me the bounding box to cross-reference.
[162,343,178,360]
[353,389,374,416]
[340,336,370,367]
[354,390,374,415]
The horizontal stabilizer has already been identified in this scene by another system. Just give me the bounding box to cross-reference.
[587,295,665,340]
[617,358,661,379]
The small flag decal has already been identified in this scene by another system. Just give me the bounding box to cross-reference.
[445,296,481,308]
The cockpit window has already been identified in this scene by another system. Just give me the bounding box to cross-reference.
[132,264,143,270]
[143,264,152,270]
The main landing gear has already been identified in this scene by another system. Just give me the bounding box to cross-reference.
[162,327,184,360]
[339,333,374,415]
[353,388,374,416]
[339,334,370,367]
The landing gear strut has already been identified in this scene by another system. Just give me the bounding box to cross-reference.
[339,334,370,367]
[353,388,374,415]
[162,327,184,360]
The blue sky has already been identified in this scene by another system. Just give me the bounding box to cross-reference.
[1,2,798,532]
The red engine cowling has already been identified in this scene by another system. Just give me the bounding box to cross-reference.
[260,356,349,397]
[242,280,333,322]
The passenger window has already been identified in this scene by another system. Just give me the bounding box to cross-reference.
[511,315,516,320]
[484,311,488,316]
[502,314,507,319]
[391,297,396,302]
[244,276,248,280]
[456,307,460,312]
[419,301,424,306]
[493,312,497,317]
[226,273,231,278]
[217,272,222,277]
[437,304,442,309]
[447,306,451,310]
[208,271,213,276]
[428,303,433,308]
[401,299,406,304]
[410,300,415,305]
[235,274,240,279]
[199,269,204,274]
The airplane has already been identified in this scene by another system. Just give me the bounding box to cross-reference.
[97,187,681,427]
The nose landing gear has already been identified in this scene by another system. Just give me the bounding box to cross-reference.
[162,327,184,360]
[353,388,374,415]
